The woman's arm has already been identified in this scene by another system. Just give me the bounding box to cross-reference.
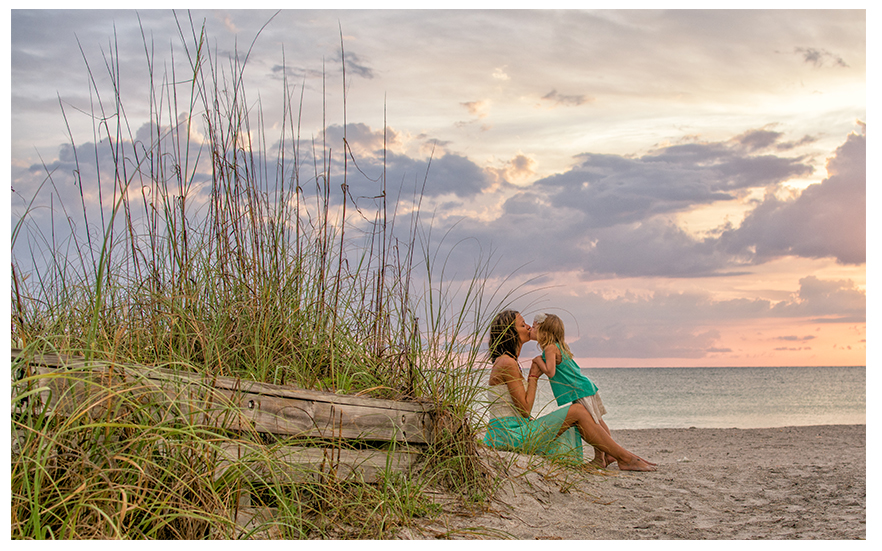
[531,355,548,376]
[498,356,535,418]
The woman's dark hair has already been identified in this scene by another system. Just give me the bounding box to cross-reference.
[489,309,521,360]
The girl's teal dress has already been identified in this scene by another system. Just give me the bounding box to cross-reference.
[483,383,583,462]
[544,343,599,405]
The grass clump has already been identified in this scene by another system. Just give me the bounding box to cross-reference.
[11,12,514,539]
[11,360,233,539]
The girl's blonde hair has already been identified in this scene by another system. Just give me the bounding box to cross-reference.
[533,313,573,359]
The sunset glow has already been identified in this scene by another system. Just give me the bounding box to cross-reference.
[9,8,866,368]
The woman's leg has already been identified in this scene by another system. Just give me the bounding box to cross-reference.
[598,417,657,466]
[561,404,655,471]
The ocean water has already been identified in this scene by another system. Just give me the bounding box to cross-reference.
[503,366,865,430]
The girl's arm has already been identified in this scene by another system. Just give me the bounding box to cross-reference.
[542,344,559,378]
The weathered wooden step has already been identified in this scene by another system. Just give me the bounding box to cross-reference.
[11,349,435,444]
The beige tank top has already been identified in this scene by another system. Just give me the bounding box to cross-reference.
[486,382,523,419]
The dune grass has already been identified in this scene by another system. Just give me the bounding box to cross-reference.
[10,13,530,539]
[10,355,454,539]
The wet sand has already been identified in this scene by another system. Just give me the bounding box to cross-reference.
[404,424,866,539]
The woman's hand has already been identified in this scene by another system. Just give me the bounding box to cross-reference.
[529,357,545,378]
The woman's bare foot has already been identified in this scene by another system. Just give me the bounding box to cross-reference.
[617,455,657,471]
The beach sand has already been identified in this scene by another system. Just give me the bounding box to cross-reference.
[404,424,866,540]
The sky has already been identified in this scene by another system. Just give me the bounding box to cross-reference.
[7,7,868,368]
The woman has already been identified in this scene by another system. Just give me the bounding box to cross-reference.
[484,310,656,471]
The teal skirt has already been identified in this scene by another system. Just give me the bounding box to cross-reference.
[484,407,583,463]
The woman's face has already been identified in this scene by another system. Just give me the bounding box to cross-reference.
[515,314,532,345]
[529,323,538,342]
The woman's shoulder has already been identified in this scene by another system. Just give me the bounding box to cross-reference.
[493,353,519,367]
[489,355,521,384]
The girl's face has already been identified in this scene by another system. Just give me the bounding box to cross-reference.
[529,323,539,342]
[515,314,531,345]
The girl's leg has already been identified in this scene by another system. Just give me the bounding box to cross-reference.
[593,417,614,466]
[592,446,608,467]
[576,397,617,466]
[563,400,609,465]
[561,404,655,471]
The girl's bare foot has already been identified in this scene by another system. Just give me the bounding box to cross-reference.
[590,452,617,468]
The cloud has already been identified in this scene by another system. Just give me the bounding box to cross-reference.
[20,133,171,211]
[315,123,492,201]
[321,123,402,157]
[776,335,816,342]
[432,128,859,280]
[580,325,723,359]
[538,133,813,225]
[485,153,539,186]
[335,49,375,79]
[11,118,494,274]
[775,134,818,152]
[638,140,814,191]
[270,63,325,81]
[795,47,849,68]
[518,275,864,359]
[532,291,735,359]
[771,276,866,321]
[415,152,492,198]
[455,101,493,129]
[504,153,537,183]
[492,67,510,81]
[580,220,732,278]
[461,100,490,118]
[719,131,866,265]
[731,128,782,152]
[25,120,858,289]
[12,122,209,276]
[217,12,239,34]
[541,89,590,107]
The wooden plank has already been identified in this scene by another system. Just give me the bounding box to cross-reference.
[217,388,432,443]
[12,348,430,409]
[11,363,236,431]
[11,349,432,411]
[211,377,433,412]
[214,441,421,484]
[11,349,435,444]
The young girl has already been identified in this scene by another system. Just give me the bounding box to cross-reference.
[530,313,622,468]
